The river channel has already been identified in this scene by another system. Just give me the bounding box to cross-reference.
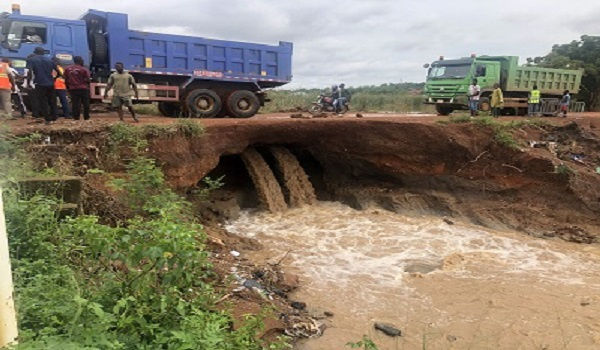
[226,202,600,350]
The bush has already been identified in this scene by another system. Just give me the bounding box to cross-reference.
[2,128,289,349]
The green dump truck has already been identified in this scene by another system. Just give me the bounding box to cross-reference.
[423,56,583,115]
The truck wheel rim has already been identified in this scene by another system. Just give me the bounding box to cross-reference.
[196,97,213,111]
[237,98,250,111]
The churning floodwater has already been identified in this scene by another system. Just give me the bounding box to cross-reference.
[226,202,600,350]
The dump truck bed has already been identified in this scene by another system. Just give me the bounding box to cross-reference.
[82,10,293,88]
[507,65,583,95]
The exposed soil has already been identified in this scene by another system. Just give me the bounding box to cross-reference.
[7,111,600,346]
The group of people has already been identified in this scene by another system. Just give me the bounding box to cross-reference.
[0,47,140,124]
[329,83,352,114]
[0,47,91,124]
[467,79,571,118]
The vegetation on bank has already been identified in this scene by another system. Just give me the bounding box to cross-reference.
[261,83,430,114]
[437,115,555,149]
[0,126,291,350]
[133,83,432,116]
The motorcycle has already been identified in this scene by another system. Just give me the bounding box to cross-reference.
[309,94,349,115]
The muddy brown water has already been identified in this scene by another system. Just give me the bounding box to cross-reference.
[240,148,288,213]
[226,202,600,350]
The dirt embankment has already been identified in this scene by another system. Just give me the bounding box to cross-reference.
[13,115,600,241]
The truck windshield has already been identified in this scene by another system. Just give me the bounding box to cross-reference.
[2,20,47,50]
[428,64,472,79]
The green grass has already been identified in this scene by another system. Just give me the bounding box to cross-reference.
[261,89,434,114]
[436,115,554,149]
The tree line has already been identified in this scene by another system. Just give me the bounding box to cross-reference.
[530,35,600,111]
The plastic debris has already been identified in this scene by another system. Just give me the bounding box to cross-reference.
[230,250,241,258]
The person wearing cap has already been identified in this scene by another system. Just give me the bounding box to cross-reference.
[26,47,60,125]
[52,57,71,119]
[0,58,16,119]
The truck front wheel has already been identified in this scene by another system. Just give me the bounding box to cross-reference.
[435,105,453,116]
[479,97,491,113]
[226,90,260,118]
[186,89,222,118]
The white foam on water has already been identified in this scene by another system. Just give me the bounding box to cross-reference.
[226,202,600,297]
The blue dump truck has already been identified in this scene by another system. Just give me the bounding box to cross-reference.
[0,4,293,118]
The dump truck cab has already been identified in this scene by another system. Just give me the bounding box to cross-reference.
[0,4,88,71]
[424,56,501,115]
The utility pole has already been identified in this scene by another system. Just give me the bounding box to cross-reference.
[0,189,18,347]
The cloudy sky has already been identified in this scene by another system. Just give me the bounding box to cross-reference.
[12,0,600,88]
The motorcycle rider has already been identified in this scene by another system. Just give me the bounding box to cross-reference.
[328,84,338,104]
[333,83,351,114]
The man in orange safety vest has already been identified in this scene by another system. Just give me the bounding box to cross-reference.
[0,59,16,119]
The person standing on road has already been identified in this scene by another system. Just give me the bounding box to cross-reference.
[3,58,26,118]
[24,54,40,120]
[528,85,541,117]
[560,90,571,118]
[468,79,481,117]
[26,47,60,125]
[52,58,71,119]
[491,83,504,118]
[104,62,139,122]
[64,56,91,121]
[0,58,15,120]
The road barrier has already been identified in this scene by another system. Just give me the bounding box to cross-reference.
[540,98,585,116]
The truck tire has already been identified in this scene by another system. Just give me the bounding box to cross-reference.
[186,89,222,118]
[479,97,491,113]
[91,33,108,65]
[158,102,181,118]
[435,105,453,116]
[226,90,260,118]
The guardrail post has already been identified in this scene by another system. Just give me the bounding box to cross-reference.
[0,188,18,347]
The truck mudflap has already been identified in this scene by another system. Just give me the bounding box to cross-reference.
[90,83,179,102]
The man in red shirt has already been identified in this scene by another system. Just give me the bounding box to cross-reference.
[64,56,91,120]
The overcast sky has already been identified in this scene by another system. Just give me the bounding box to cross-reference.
[12,0,600,88]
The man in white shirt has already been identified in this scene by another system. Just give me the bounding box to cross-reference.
[468,79,481,117]
[2,58,27,117]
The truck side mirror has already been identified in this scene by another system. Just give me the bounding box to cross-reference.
[423,63,430,69]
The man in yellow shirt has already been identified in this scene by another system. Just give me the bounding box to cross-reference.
[491,83,504,118]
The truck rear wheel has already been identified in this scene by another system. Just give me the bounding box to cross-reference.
[226,90,260,118]
[435,105,453,116]
[158,102,181,118]
[186,89,222,118]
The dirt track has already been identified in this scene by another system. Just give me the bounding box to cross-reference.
[7,111,600,134]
